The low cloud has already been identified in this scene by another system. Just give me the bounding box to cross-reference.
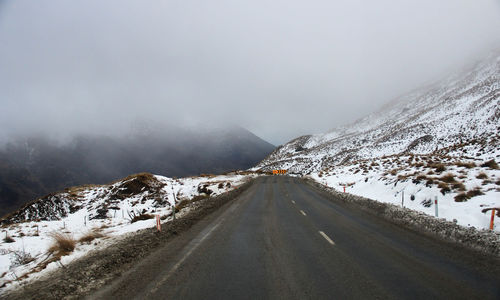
[1,0,499,144]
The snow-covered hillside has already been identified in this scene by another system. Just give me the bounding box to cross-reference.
[256,52,500,231]
[0,172,257,291]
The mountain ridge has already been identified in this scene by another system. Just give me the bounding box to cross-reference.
[256,52,499,174]
[0,126,274,218]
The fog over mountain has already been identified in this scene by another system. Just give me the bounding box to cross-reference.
[0,124,274,217]
[1,1,499,144]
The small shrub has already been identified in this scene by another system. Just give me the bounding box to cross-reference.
[454,193,469,202]
[79,230,104,244]
[440,173,456,183]
[48,233,76,257]
[481,159,499,169]
[476,172,488,179]
[465,188,484,198]
[131,214,154,223]
[429,163,446,173]
[452,182,466,191]
[10,249,35,267]
[3,235,15,243]
[416,175,427,181]
[455,161,476,169]
[438,182,451,195]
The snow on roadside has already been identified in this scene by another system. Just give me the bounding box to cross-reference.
[310,156,499,232]
[0,172,257,293]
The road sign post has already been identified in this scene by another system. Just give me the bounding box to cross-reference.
[156,215,161,232]
[434,197,438,217]
[490,209,496,230]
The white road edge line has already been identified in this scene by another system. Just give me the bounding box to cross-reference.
[319,231,335,245]
[300,210,306,216]
[149,220,222,294]
[292,200,296,204]
[147,199,246,295]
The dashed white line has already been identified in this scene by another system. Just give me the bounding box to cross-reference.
[300,210,307,216]
[319,231,335,245]
[291,200,296,204]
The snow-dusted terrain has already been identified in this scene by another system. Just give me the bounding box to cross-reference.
[0,172,257,291]
[256,52,500,231]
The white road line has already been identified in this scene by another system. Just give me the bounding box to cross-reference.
[148,199,246,295]
[300,210,306,216]
[291,200,296,204]
[319,231,335,245]
[149,220,222,294]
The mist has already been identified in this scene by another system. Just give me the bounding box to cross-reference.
[1,0,499,145]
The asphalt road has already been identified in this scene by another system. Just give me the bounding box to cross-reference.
[91,176,500,300]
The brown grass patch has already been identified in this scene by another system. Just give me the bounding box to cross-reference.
[452,182,466,191]
[48,233,76,258]
[465,188,484,199]
[3,235,15,243]
[429,163,446,173]
[481,159,499,169]
[131,214,154,223]
[454,193,469,202]
[476,172,488,179]
[79,230,105,244]
[440,173,456,183]
[438,182,451,195]
[455,161,476,169]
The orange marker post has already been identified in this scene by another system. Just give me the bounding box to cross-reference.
[490,209,496,230]
[156,215,161,232]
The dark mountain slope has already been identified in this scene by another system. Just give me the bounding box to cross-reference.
[0,126,274,217]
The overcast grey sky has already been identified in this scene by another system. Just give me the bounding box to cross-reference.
[1,0,499,145]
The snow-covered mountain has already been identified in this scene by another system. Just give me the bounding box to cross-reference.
[256,52,500,231]
[257,53,499,174]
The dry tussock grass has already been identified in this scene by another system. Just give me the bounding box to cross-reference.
[79,229,105,244]
[48,232,76,258]
[476,172,488,179]
[455,161,476,169]
[481,160,498,169]
[440,173,456,183]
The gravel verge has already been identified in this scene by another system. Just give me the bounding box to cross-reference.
[2,179,256,300]
[304,177,500,257]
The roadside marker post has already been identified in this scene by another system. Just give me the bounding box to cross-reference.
[490,209,496,230]
[434,197,438,218]
[402,191,404,207]
[343,186,346,193]
[156,215,161,232]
